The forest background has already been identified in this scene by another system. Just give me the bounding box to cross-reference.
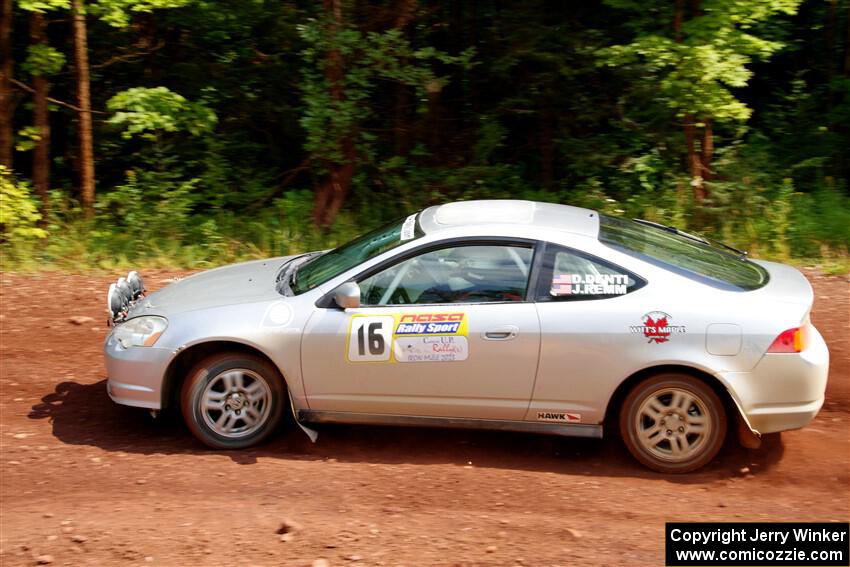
[1,0,848,271]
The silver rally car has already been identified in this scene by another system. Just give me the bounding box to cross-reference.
[104,200,829,472]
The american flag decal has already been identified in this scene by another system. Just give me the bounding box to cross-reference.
[551,274,574,295]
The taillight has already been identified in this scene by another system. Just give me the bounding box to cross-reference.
[767,326,808,353]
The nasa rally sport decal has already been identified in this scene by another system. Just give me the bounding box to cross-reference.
[346,312,469,363]
[629,311,686,344]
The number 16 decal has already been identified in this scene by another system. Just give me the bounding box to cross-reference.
[347,316,394,362]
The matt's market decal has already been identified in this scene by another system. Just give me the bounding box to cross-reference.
[551,273,628,296]
[630,311,686,344]
[347,312,468,363]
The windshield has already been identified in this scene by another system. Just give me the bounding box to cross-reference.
[598,214,769,291]
[289,213,422,294]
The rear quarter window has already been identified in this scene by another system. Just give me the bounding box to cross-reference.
[537,244,645,301]
[598,215,769,291]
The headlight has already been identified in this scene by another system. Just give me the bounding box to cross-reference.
[113,316,168,348]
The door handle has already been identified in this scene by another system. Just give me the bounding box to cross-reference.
[482,325,519,340]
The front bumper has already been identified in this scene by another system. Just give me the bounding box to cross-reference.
[721,325,830,434]
[104,334,172,409]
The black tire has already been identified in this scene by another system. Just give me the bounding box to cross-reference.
[620,373,726,473]
[181,352,285,449]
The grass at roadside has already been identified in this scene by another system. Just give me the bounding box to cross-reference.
[3,238,847,276]
[3,173,849,275]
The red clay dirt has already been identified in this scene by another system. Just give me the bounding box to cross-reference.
[0,269,848,567]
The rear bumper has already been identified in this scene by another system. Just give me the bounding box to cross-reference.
[720,325,829,434]
[104,334,172,409]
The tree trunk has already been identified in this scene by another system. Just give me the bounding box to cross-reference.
[393,0,416,29]
[673,0,684,41]
[683,114,705,201]
[393,84,408,156]
[72,0,95,213]
[690,0,703,18]
[313,138,356,228]
[826,0,837,78]
[844,3,850,77]
[675,0,707,202]
[30,11,50,221]
[391,0,416,156]
[313,0,356,229]
[540,109,554,190]
[425,80,441,158]
[0,0,13,169]
[700,118,713,184]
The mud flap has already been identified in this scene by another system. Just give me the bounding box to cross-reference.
[732,400,762,450]
[289,391,318,443]
[737,412,762,449]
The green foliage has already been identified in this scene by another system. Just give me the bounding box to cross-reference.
[17,0,70,12]
[90,0,192,27]
[22,44,66,76]
[0,167,47,246]
[298,17,473,167]
[96,168,197,240]
[107,87,217,140]
[785,181,850,256]
[20,0,191,30]
[600,0,802,123]
[15,126,42,152]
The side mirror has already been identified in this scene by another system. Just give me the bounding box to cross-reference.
[333,282,361,309]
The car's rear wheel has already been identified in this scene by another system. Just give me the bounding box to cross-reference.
[620,373,726,473]
[181,353,285,449]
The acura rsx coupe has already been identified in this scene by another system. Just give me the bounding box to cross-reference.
[104,200,829,473]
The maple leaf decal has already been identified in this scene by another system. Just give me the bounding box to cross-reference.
[643,314,670,343]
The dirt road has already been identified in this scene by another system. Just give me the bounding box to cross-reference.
[1,269,848,567]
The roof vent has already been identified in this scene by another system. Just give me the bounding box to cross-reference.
[434,200,536,226]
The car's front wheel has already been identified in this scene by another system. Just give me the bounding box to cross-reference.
[181,353,285,449]
[620,373,726,473]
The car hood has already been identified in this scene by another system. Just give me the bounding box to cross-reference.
[129,256,297,317]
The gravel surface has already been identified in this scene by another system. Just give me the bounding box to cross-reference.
[1,269,847,566]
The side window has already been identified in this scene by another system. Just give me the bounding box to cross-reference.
[538,245,644,301]
[359,244,533,306]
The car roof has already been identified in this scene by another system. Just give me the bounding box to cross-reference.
[417,200,600,238]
